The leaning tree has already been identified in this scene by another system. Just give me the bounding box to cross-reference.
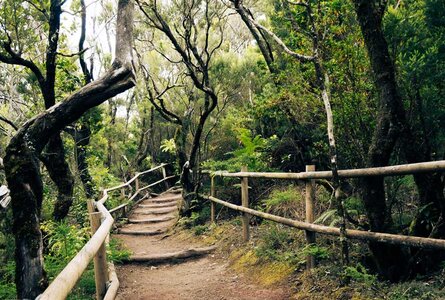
[0,0,76,220]
[3,0,135,297]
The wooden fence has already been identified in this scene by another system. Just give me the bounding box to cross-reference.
[38,163,173,300]
[203,160,445,269]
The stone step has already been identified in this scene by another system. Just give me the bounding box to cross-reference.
[128,216,175,224]
[145,196,181,204]
[132,207,177,215]
[139,202,178,209]
[122,246,217,264]
[117,227,168,236]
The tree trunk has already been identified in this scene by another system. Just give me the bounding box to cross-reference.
[106,101,118,169]
[72,123,95,199]
[41,0,76,220]
[175,123,194,213]
[5,145,46,299]
[69,0,96,200]
[135,107,154,168]
[4,0,135,296]
[40,134,75,220]
[352,0,410,281]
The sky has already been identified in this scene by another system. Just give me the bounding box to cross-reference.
[62,0,116,78]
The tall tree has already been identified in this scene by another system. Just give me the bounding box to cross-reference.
[353,0,445,280]
[137,0,226,211]
[65,0,97,199]
[3,0,135,296]
[0,0,75,220]
[230,0,350,263]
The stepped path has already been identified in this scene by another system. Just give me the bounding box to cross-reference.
[114,191,289,300]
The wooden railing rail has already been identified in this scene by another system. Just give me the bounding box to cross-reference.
[202,195,445,250]
[205,160,445,270]
[105,163,168,194]
[207,160,445,179]
[38,163,172,300]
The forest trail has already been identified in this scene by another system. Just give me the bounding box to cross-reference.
[114,191,289,300]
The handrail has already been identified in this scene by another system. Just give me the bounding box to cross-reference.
[205,160,445,270]
[129,175,177,201]
[104,164,167,194]
[203,195,445,250]
[207,160,445,179]
[108,175,178,215]
[38,163,171,300]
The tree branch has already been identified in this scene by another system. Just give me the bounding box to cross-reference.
[0,115,18,131]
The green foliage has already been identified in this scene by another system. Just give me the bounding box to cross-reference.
[179,206,211,228]
[255,224,297,262]
[203,128,276,172]
[255,223,329,266]
[343,263,377,286]
[299,244,330,263]
[0,261,16,299]
[388,286,437,300]
[193,225,209,236]
[262,186,304,218]
[66,268,96,300]
[316,196,363,227]
[160,138,177,154]
[41,220,90,261]
[108,238,131,263]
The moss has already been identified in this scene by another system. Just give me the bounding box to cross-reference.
[230,249,294,286]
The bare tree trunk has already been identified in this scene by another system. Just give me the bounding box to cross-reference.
[231,0,276,74]
[66,123,96,199]
[106,101,118,169]
[4,0,135,296]
[135,107,154,168]
[314,60,349,265]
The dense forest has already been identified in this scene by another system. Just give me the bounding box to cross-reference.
[1,0,445,298]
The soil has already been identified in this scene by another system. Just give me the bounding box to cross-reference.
[114,192,290,300]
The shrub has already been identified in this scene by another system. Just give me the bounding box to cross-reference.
[343,263,377,285]
[262,186,304,219]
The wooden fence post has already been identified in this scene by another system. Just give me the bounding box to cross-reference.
[89,211,109,300]
[120,187,126,199]
[241,166,250,242]
[210,176,216,224]
[305,165,316,270]
[135,177,140,192]
[162,166,169,190]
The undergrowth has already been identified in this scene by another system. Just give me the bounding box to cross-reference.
[0,220,131,299]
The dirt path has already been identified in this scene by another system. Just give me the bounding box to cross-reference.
[114,192,289,300]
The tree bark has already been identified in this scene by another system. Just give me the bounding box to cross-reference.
[68,0,97,200]
[4,0,135,296]
[40,135,75,220]
[231,0,276,74]
[135,107,154,167]
[352,0,410,281]
[66,123,96,199]
[38,0,78,220]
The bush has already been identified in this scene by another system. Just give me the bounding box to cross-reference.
[108,238,131,263]
[193,225,209,236]
[343,263,377,285]
[255,224,298,262]
[262,186,304,219]
[0,261,16,299]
